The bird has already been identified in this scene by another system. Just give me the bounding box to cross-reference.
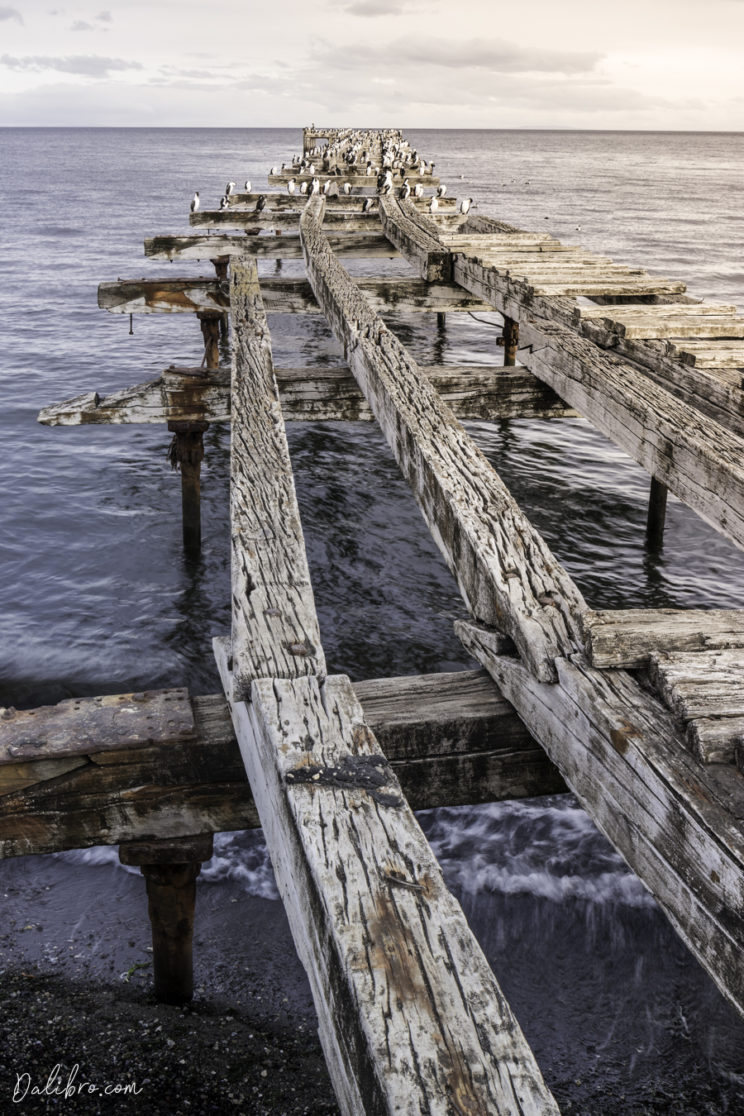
[342,181,352,195]
[308,177,320,196]
[429,196,439,213]
[270,166,279,175]
[400,179,411,199]
[255,194,266,213]
[287,178,296,194]
[362,198,374,213]
[244,179,251,192]
[436,184,447,198]
[323,179,332,194]
[459,197,473,215]
[308,163,315,174]
[190,191,199,213]
[226,181,236,196]
[299,181,308,194]
[413,183,423,198]
[219,194,229,210]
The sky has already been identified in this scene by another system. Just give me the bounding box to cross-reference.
[0,0,742,129]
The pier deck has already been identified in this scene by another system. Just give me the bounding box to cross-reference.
[6,125,744,1112]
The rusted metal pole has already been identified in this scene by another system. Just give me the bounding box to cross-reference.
[119,835,213,1004]
[211,259,230,344]
[646,475,668,550]
[168,420,209,553]
[197,310,221,369]
[502,317,519,367]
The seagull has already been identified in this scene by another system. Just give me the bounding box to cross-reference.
[226,181,236,196]
[413,183,424,198]
[219,194,229,210]
[459,197,473,214]
[190,191,200,213]
[429,196,439,213]
[244,179,251,192]
[255,194,266,213]
[436,184,447,198]
[287,178,296,194]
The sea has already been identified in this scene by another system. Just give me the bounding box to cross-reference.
[2,127,744,1111]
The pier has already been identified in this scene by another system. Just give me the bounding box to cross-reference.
[5,125,744,1112]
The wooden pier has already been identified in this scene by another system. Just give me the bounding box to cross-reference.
[5,125,744,1112]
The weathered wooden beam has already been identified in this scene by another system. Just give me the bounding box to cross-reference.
[38,364,577,427]
[649,648,744,722]
[167,419,208,553]
[456,619,744,1021]
[267,172,441,188]
[189,209,463,233]
[145,232,400,261]
[645,476,668,549]
[214,642,560,1115]
[299,195,586,682]
[581,607,744,669]
[0,673,566,859]
[224,193,456,211]
[377,194,452,282]
[228,258,325,697]
[98,276,492,316]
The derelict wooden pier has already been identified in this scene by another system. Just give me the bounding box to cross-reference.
[4,125,744,1112]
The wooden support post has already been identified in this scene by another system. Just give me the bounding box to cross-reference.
[197,311,221,370]
[646,475,668,549]
[503,316,519,366]
[119,834,213,1004]
[167,420,209,553]
[436,312,445,329]
[211,258,230,344]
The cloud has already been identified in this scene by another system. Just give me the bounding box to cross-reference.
[71,19,94,30]
[0,6,22,22]
[0,54,143,77]
[96,10,112,20]
[311,36,601,75]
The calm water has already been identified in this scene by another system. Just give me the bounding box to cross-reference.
[2,128,744,1110]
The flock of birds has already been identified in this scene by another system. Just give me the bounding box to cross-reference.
[188,132,476,217]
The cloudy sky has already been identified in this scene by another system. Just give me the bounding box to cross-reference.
[1,0,742,129]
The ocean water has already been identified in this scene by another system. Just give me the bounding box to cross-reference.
[2,127,744,1110]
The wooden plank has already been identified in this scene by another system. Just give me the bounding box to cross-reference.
[0,688,195,763]
[456,619,744,1021]
[377,194,452,281]
[687,716,744,766]
[229,259,325,697]
[490,311,744,552]
[299,195,586,682]
[0,673,565,859]
[649,649,744,721]
[38,364,577,427]
[214,643,560,1116]
[145,232,400,261]
[582,608,744,669]
[225,192,457,211]
[98,276,493,316]
[268,172,441,188]
[190,210,464,233]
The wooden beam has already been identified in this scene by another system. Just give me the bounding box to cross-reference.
[145,232,400,261]
[38,364,577,427]
[267,172,441,188]
[224,193,457,211]
[214,642,559,1115]
[299,195,586,683]
[456,619,744,1022]
[189,209,463,233]
[98,276,493,316]
[581,607,744,669]
[228,259,325,698]
[0,672,566,859]
[377,194,452,282]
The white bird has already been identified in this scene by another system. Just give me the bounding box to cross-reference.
[308,176,320,196]
[436,184,447,198]
[308,163,315,174]
[342,181,352,195]
[299,181,308,194]
[226,181,236,196]
[400,179,411,199]
[459,197,473,215]
[429,196,439,213]
[323,179,332,194]
[244,179,251,192]
[413,183,423,198]
[287,178,296,194]
[219,194,229,210]
[270,166,278,175]
[362,197,374,213]
[190,191,200,213]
